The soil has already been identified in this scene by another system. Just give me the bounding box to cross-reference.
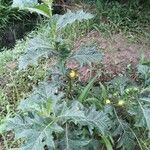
[72,30,150,81]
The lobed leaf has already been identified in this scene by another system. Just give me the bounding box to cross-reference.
[12,0,38,8]
[70,45,103,66]
[18,82,64,112]
[18,37,55,70]
[7,114,63,150]
[56,10,94,30]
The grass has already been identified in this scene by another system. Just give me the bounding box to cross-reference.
[94,0,150,43]
[75,0,150,44]
[0,40,27,74]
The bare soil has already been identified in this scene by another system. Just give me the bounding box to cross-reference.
[72,30,150,79]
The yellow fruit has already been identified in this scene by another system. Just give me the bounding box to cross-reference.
[69,70,78,79]
[105,99,111,104]
[118,100,125,106]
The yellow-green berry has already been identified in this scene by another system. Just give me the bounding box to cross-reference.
[105,99,111,104]
[118,100,125,106]
[69,70,78,79]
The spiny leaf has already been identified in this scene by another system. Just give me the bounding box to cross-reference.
[128,105,146,127]
[113,111,136,150]
[18,82,63,112]
[143,109,150,138]
[116,130,136,150]
[18,37,55,70]
[12,0,38,8]
[85,106,111,135]
[110,76,131,94]
[70,45,103,66]
[137,64,150,75]
[56,10,94,30]
[57,101,86,125]
[138,101,150,138]
[58,101,111,135]
[58,125,90,150]
[140,87,150,103]
[7,114,63,150]
[7,99,111,150]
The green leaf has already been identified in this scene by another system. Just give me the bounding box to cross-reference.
[142,59,150,66]
[137,64,150,75]
[18,82,64,112]
[128,105,146,127]
[113,110,136,150]
[58,101,111,135]
[100,82,107,99]
[7,98,111,150]
[138,101,150,138]
[140,87,150,103]
[18,10,94,70]
[56,10,94,30]
[58,101,86,125]
[18,37,55,70]
[79,76,97,102]
[7,114,63,150]
[12,0,38,8]
[70,45,103,66]
[102,136,113,150]
[26,3,51,18]
[143,109,150,138]
[110,76,130,94]
[58,124,90,150]
[85,106,111,135]
[116,130,136,150]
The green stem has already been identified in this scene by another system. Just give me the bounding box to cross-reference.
[67,78,72,98]
[65,123,69,150]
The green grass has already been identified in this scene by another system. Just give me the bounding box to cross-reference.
[93,0,150,43]
[75,0,150,44]
[0,40,26,74]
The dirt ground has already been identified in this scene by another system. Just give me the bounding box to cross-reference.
[72,31,150,79]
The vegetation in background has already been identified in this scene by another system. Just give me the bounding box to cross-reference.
[0,0,38,49]
[94,0,150,41]
[77,0,150,43]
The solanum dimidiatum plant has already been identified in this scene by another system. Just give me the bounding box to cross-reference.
[5,1,113,150]
[100,75,150,150]
[79,74,150,150]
